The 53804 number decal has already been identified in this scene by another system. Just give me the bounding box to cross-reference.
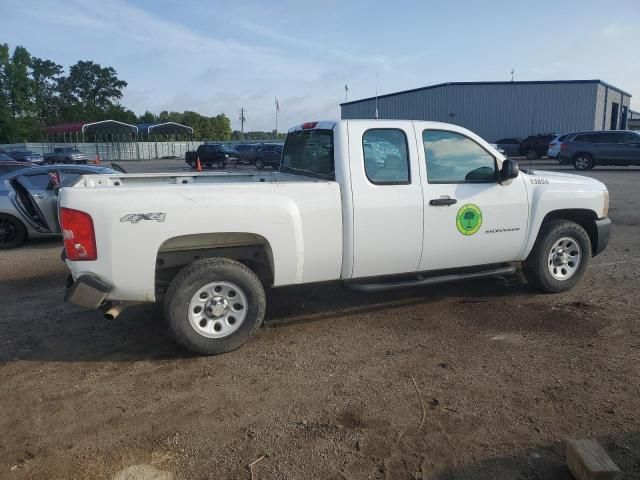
[529,178,549,185]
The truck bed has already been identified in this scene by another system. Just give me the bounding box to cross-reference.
[73,171,325,189]
[60,170,344,300]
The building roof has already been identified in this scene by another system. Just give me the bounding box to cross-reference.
[43,120,138,135]
[136,122,193,135]
[340,79,632,107]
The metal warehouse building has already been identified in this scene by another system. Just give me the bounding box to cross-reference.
[340,80,632,142]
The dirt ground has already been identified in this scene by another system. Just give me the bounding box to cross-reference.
[0,162,639,479]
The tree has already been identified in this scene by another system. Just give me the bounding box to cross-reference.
[31,57,63,123]
[59,60,127,118]
[0,43,14,142]
[138,110,157,123]
[104,104,137,124]
[7,46,31,119]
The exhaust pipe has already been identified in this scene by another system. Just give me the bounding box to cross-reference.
[103,302,138,320]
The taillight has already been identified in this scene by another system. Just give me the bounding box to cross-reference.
[60,207,97,261]
[301,121,318,129]
[560,143,568,151]
[549,143,556,148]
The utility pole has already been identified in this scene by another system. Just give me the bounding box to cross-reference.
[238,108,246,140]
[374,72,379,119]
[345,84,349,103]
[275,97,279,140]
[510,68,515,82]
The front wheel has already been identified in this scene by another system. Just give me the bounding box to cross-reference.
[573,154,593,170]
[0,214,27,249]
[217,159,227,169]
[523,219,591,293]
[164,258,266,355]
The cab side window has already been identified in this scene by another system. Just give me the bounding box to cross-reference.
[423,130,496,183]
[362,129,410,185]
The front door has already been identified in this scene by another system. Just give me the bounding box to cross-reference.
[349,121,424,278]
[418,129,529,271]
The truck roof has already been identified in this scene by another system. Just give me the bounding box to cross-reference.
[288,119,478,133]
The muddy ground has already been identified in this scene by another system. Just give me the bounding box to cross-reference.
[0,162,639,479]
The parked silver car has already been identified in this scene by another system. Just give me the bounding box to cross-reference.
[0,164,118,249]
[43,147,89,164]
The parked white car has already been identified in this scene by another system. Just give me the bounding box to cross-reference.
[547,134,570,159]
[60,120,611,355]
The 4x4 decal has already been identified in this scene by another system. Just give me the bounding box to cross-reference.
[120,213,166,223]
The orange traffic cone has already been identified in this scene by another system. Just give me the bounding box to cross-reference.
[93,153,101,165]
[196,157,202,172]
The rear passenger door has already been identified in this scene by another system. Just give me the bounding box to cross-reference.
[418,128,528,271]
[348,121,423,278]
[593,133,623,164]
[621,132,640,163]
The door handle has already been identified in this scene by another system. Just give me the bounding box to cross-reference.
[429,198,457,206]
[33,193,45,200]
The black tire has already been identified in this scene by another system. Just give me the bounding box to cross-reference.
[255,158,264,170]
[573,153,593,170]
[0,214,27,249]
[164,258,266,355]
[526,148,539,160]
[523,219,591,293]
[217,159,226,169]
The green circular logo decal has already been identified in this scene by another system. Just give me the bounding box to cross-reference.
[456,204,482,236]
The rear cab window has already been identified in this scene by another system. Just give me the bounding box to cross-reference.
[281,128,334,179]
[362,129,410,185]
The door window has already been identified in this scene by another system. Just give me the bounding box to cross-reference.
[622,132,640,143]
[362,129,410,184]
[423,130,496,183]
[22,172,54,190]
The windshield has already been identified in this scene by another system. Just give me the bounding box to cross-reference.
[281,129,334,179]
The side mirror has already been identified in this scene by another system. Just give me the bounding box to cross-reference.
[500,159,519,182]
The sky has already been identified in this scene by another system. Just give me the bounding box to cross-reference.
[2,0,639,131]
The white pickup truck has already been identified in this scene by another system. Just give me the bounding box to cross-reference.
[60,120,611,355]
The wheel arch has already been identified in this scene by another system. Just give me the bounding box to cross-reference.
[538,209,598,255]
[155,232,275,294]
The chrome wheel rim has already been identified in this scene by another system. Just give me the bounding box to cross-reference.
[188,281,247,338]
[547,236,582,280]
[575,156,590,169]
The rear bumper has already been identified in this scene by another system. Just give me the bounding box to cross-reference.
[593,217,612,256]
[65,274,112,309]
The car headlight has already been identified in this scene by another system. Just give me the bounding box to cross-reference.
[603,190,609,217]
[224,154,229,158]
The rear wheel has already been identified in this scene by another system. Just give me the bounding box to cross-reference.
[573,153,593,170]
[523,219,590,293]
[217,159,226,169]
[164,258,266,355]
[526,148,539,160]
[0,214,27,249]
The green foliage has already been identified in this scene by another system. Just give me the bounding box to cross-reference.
[0,43,234,143]
[231,130,285,141]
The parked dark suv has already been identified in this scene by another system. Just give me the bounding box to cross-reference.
[185,143,240,169]
[558,130,640,170]
[519,134,557,159]
[252,144,282,169]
